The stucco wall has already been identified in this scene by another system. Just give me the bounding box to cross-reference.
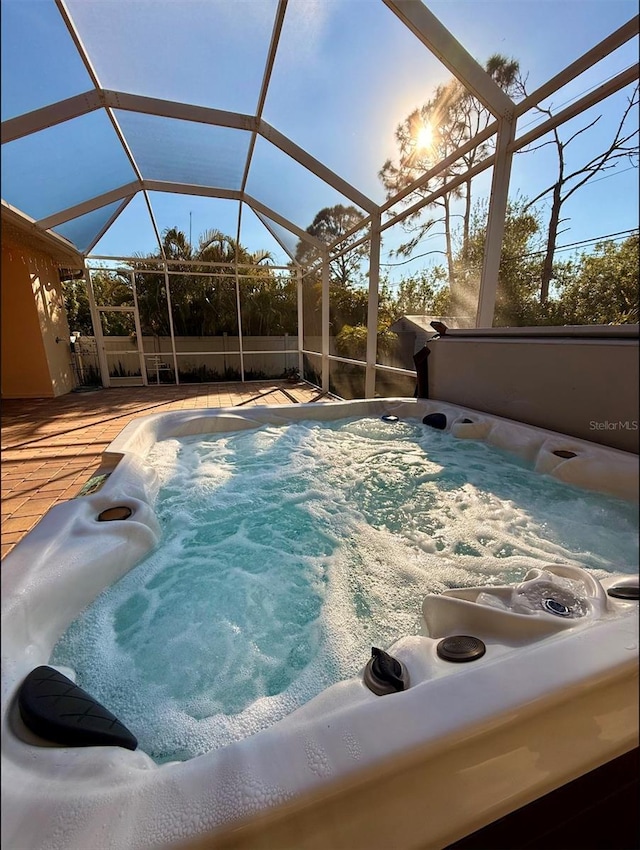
[427,335,639,453]
[1,239,75,398]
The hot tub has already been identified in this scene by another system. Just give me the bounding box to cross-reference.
[2,398,638,850]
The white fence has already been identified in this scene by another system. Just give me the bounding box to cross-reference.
[75,335,301,383]
[73,332,417,387]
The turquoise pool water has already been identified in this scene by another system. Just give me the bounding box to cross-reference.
[51,417,638,763]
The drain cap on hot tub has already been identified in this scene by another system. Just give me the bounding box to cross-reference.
[437,635,486,663]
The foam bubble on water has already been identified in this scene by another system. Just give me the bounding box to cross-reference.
[51,417,638,763]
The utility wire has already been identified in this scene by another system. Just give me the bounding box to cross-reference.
[518,228,638,259]
[381,227,637,268]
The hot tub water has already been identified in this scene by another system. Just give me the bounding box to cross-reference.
[51,417,638,763]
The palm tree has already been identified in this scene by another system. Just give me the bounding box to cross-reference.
[133,227,275,337]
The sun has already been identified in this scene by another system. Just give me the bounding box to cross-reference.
[415,123,434,151]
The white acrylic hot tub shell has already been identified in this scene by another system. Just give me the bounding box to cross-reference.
[1,398,638,850]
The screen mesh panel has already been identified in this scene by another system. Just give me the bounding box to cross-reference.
[263,0,461,202]
[147,193,240,254]
[246,135,362,231]
[302,275,322,354]
[1,111,137,222]
[375,369,416,398]
[65,0,278,113]
[54,200,125,254]
[240,206,295,266]
[426,0,637,90]
[115,111,251,190]
[1,0,94,121]
[90,193,159,258]
[329,359,365,400]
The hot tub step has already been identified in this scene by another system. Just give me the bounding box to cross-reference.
[17,666,137,750]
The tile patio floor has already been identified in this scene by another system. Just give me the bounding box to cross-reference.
[1,381,334,560]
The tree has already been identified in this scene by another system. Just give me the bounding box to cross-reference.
[240,275,297,335]
[521,84,639,304]
[391,267,449,319]
[555,235,639,325]
[335,324,397,361]
[379,55,523,306]
[64,270,136,336]
[132,227,278,338]
[296,205,373,341]
[63,278,92,335]
[295,205,369,287]
[455,198,548,326]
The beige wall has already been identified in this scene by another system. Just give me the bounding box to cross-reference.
[427,335,639,453]
[1,239,75,399]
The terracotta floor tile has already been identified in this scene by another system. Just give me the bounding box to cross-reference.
[1,531,28,544]
[47,471,80,484]
[12,498,58,517]
[34,479,71,494]
[5,480,39,493]
[60,487,82,500]
[2,516,38,533]
[1,473,28,482]
[0,496,28,512]
[23,477,54,489]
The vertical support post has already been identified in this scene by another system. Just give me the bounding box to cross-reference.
[365,213,381,398]
[297,267,304,379]
[130,271,148,386]
[163,265,180,384]
[234,261,245,382]
[321,250,330,392]
[322,249,330,392]
[476,115,516,328]
[84,262,110,388]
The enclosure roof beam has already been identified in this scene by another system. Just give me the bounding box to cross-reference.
[101,91,258,132]
[1,90,259,146]
[384,0,515,118]
[258,120,379,214]
[1,90,104,144]
[237,2,290,274]
[243,194,325,249]
[138,180,323,250]
[240,0,288,196]
[56,0,102,90]
[378,121,498,218]
[253,209,299,263]
[55,0,164,258]
[142,181,242,202]
[380,153,495,235]
[515,16,639,117]
[510,63,639,154]
[35,181,142,230]
[328,216,373,253]
[3,93,377,225]
[85,195,135,255]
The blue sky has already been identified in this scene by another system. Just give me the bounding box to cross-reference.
[1,0,638,281]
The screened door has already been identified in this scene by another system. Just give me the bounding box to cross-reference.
[88,270,149,387]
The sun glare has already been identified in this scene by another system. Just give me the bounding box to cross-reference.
[415,123,433,151]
